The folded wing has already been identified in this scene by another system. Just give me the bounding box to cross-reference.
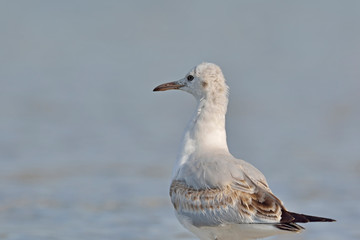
[170,174,285,227]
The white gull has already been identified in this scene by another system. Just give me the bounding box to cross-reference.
[153,62,334,240]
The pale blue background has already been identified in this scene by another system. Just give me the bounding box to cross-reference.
[0,1,359,239]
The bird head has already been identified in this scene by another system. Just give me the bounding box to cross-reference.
[153,62,228,102]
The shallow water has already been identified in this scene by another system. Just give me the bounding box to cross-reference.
[0,1,359,240]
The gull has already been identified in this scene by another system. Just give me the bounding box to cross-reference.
[153,63,335,240]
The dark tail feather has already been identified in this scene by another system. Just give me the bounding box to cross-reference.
[275,222,304,232]
[276,210,335,232]
[286,211,336,223]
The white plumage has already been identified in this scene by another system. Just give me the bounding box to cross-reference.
[153,63,334,240]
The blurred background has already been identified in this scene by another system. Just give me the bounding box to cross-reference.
[0,1,359,239]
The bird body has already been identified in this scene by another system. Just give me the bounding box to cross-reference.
[153,63,334,240]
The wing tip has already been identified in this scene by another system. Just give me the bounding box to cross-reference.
[284,211,336,223]
[276,210,335,232]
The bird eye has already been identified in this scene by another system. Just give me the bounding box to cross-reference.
[187,75,194,81]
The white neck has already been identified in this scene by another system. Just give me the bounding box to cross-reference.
[172,94,229,178]
[188,97,228,151]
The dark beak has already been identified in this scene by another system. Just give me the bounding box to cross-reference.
[153,81,184,92]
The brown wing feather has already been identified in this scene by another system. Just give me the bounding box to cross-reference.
[170,174,335,232]
[170,178,285,224]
